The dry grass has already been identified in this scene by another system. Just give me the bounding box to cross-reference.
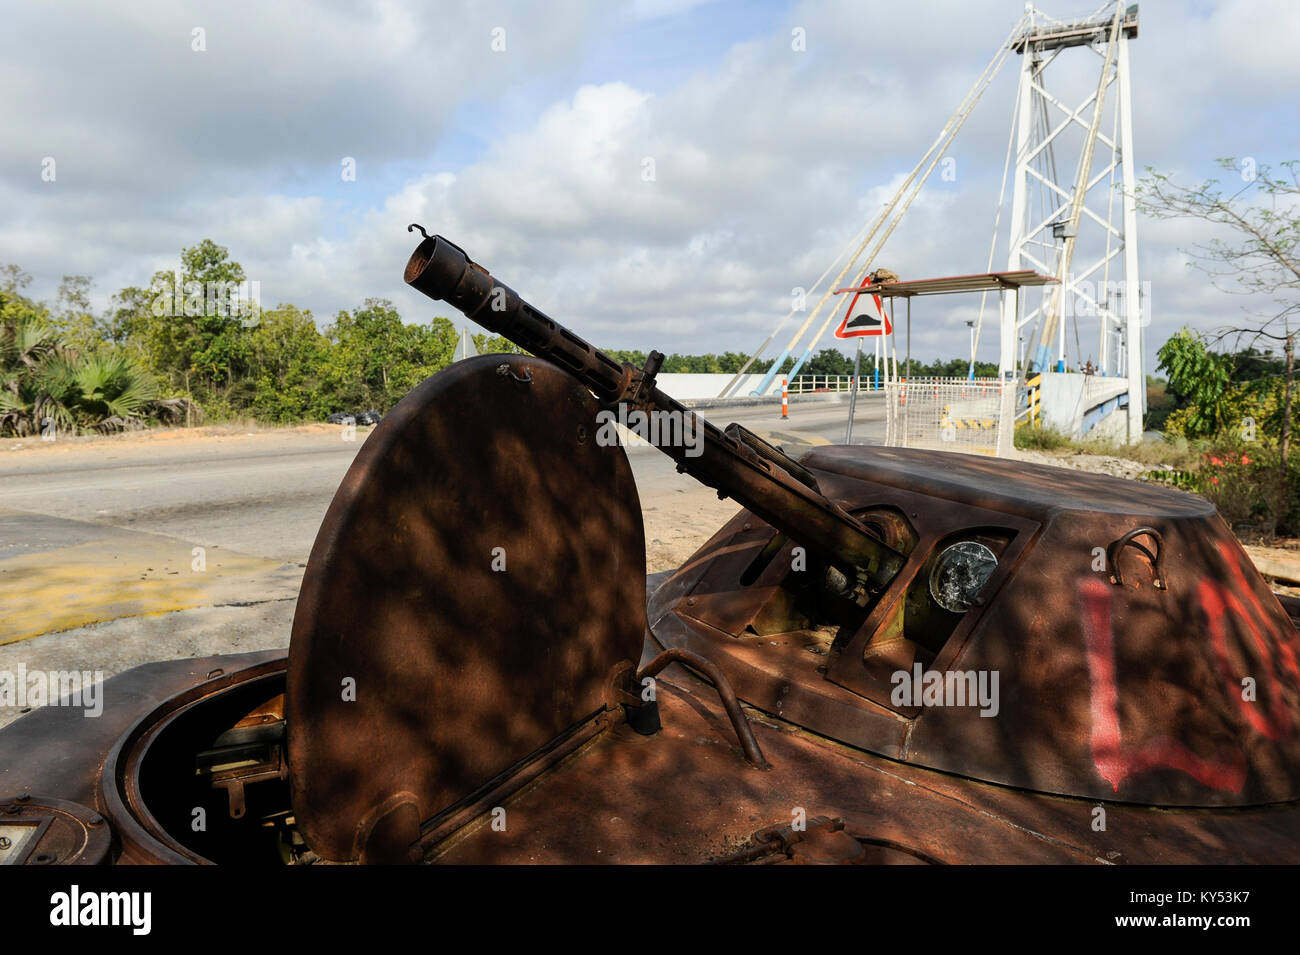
[1015,423,1201,469]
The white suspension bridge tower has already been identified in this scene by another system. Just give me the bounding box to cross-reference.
[1002,2,1145,443]
[722,1,1148,448]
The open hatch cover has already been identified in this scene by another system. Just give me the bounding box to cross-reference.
[286,356,646,862]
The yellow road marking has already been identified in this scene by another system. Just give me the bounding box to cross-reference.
[0,532,299,646]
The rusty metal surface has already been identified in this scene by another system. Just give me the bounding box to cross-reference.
[722,814,940,865]
[399,232,1300,817]
[430,671,1300,864]
[1279,592,1300,629]
[286,354,646,863]
[0,795,111,865]
[0,650,284,864]
[0,650,282,811]
[638,647,769,769]
[112,667,288,864]
[648,445,1300,808]
[5,622,1298,865]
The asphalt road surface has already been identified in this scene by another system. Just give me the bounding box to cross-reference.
[0,396,883,564]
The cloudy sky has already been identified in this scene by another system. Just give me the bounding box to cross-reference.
[2,0,1298,372]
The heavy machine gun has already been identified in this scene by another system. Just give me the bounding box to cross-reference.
[402,226,904,604]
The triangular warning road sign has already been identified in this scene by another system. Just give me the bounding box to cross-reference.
[834,282,893,338]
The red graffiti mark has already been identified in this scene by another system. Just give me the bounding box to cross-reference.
[1078,577,1246,793]
[1219,539,1300,685]
[1199,540,1300,741]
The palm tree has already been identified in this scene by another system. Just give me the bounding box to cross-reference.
[0,334,158,437]
[0,310,59,435]
[69,352,158,431]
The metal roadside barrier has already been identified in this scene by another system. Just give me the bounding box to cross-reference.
[885,377,1009,456]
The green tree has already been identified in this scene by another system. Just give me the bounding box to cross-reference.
[802,348,855,377]
[606,349,648,368]
[131,239,253,398]
[323,299,458,411]
[245,305,330,421]
[1,268,157,436]
[474,333,522,355]
[51,275,102,354]
[31,352,157,433]
[1138,158,1297,513]
[1157,328,1232,438]
[0,272,58,435]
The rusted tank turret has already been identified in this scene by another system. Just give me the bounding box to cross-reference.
[1,231,1298,866]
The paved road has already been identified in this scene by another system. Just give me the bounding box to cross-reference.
[0,396,884,564]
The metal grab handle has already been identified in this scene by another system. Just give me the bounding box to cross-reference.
[638,648,770,770]
[1107,526,1166,590]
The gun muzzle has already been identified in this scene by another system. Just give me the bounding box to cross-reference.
[405,228,630,402]
[405,234,494,319]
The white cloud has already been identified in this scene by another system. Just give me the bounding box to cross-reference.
[3,0,1298,373]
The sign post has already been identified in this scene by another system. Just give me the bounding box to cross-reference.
[835,279,890,443]
[844,338,863,444]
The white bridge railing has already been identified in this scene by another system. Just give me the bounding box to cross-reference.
[786,375,885,394]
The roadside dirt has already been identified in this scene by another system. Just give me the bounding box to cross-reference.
[642,490,738,574]
[2,422,357,463]
[1013,447,1154,481]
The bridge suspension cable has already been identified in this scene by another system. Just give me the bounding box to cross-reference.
[729,10,1029,397]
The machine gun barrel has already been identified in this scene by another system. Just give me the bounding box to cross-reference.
[404,230,904,593]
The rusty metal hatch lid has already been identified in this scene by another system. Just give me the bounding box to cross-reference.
[0,795,111,865]
[286,356,646,862]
